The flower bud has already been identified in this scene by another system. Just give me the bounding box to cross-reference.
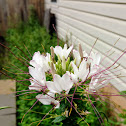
[51,62,55,76]
[50,46,54,61]
[62,56,66,71]
[86,63,91,69]
[64,110,69,117]
[79,43,83,61]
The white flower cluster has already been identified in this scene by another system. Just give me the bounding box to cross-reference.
[28,44,108,108]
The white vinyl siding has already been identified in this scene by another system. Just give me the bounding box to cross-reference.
[44,0,126,91]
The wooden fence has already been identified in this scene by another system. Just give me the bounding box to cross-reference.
[0,0,44,36]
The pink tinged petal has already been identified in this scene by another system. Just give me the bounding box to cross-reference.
[90,52,101,67]
[47,74,73,94]
[47,92,60,108]
[54,46,62,58]
[63,44,67,50]
[53,74,63,92]
[29,66,46,86]
[73,49,81,66]
[65,45,73,59]
[36,93,60,108]
[32,51,41,61]
[79,60,86,72]
[71,62,79,75]
[78,60,88,80]
[70,73,78,83]
[40,54,51,72]
[62,74,73,92]
[32,51,43,66]
[43,61,50,72]
[83,51,88,57]
[95,53,101,65]
[94,78,109,90]
[66,71,78,83]
[30,60,37,67]
[46,53,50,62]
[54,100,60,108]
[77,60,89,82]
[88,68,97,77]
[81,70,89,82]
[46,81,59,93]
[89,74,108,92]
[30,51,51,72]
[54,44,73,60]
[36,94,52,105]
[29,78,42,91]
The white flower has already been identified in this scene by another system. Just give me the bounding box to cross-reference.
[46,74,73,94]
[66,71,78,83]
[54,44,73,60]
[73,49,88,66]
[89,74,108,92]
[36,92,60,108]
[71,60,89,82]
[88,52,101,76]
[28,66,46,91]
[30,51,50,72]
[89,52,101,67]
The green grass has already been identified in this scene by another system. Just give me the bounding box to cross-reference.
[3,11,64,125]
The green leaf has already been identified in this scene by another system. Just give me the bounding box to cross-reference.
[52,116,66,123]
[0,106,11,110]
[119,91,126,96]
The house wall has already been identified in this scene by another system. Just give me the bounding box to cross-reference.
[44,0,126,92]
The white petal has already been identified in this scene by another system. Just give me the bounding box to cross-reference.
[95,53,101,65]
[78,60,88,81]
[54,46,62,59]
[32,51,43,67]
[89,73,109,92]
[66,71,78,83]
[63,44,67,50]
[29,78,43,91]
[46,81,59,93]
[36,94,52,105]
[62,74,73,92]
[32,51,41,61]
[29,66,46,86]
[36,93,60,108]
[71,62,79,75]
[30,60,38,68]
[53,100,60,108]
[53,74,63,92]
[46,53,50,62]
[47,74,73,94]
[83,51,88,57]
[79,60,86,72]
[73,49,81,66]
[64,45,73,59]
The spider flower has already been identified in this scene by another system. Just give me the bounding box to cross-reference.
[46,74,73,94]
[71,60,89,82]
[54,44,73,60]
[28,44,110,111]
[36,92,60,108]
[73,49,88,66]
[28,66,46,91]
[89,73,109,92]
[30,51,50,72]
